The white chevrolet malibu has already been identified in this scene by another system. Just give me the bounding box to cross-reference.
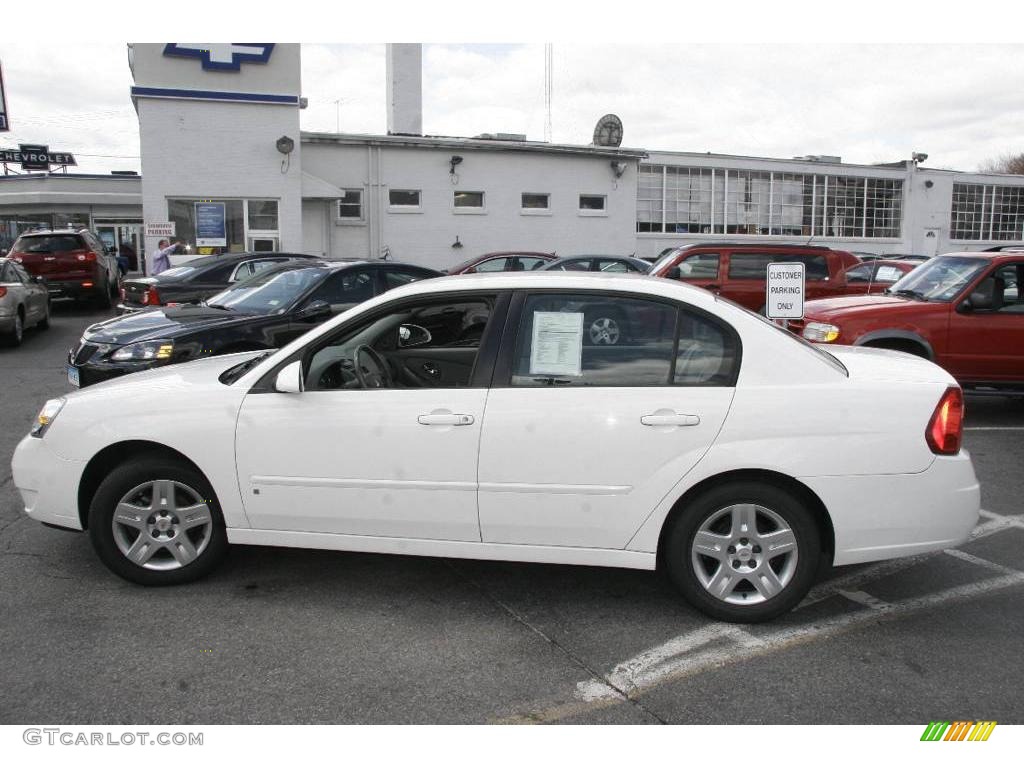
[12,273,979,622]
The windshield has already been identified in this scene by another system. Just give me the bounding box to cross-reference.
[205,267,327,314]
[886,255,989,302]
[157,266,197,280]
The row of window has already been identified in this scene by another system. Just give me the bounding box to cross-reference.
[336,190,608,220]
[950,183,1024,241]
[637,164,904,239]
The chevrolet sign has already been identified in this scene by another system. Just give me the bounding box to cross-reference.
[0,144,77,170]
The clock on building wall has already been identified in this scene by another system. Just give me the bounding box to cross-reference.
[592,114,624,147]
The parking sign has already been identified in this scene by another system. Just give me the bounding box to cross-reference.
[765,262,805,320]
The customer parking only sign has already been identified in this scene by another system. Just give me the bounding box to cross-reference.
[765,262,805,320]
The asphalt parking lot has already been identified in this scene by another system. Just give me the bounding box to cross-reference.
[1,302,1022,725]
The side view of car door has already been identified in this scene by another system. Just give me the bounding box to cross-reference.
[477,290,739,550]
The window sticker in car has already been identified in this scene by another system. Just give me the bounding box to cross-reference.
[529,312,584,377]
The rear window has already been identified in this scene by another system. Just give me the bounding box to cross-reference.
[13,235,85,253]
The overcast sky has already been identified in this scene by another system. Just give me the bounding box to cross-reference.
[2,43,1022,175]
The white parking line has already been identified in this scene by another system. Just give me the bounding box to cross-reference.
[944,548,1022,576]
[549,569,1024,722]
[837,590,891,610]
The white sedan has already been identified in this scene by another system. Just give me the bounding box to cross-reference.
[11,273,980,622]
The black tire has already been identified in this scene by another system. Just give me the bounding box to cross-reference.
[94,277,114,309]
[87,455,228,586]
[664,481,821,623]
[37,300,50,330]
[4,308,25,347]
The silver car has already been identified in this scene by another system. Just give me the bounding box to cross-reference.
[0,257,50,346]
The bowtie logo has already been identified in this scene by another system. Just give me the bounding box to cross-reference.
[163,44,275,71]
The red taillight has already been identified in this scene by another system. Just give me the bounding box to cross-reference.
[142,287,161,306]
[926,386,964,456]
[78,251,97,262]
[0,287,7,298]
[81,281,94,288]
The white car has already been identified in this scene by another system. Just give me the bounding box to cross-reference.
[11,273,980,622]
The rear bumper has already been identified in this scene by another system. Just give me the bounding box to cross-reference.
[11,434,86,531]
[802,451,981,566]
[45,280,103,299]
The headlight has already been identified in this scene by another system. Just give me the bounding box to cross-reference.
[109,340,174,362]
[31,398,65,438]
[802,322,841,343]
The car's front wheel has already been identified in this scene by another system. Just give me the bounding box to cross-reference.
[88,456,228,585]
[664,481,820,622]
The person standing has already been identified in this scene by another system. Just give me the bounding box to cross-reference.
[150,239,180,275]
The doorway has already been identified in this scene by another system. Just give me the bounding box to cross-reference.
[95,223,144,274]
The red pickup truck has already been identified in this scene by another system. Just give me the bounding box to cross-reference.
[795,252,1024,390]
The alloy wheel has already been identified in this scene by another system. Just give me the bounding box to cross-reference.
[588,317,621,345]
[111,479,213,571]
[690,503,799,605]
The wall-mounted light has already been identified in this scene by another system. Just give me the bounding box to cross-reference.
[610,160,627,178]
[452,235,463,249]
[449,155,463,175]
[924,179,934,189]
[277,135,295,174]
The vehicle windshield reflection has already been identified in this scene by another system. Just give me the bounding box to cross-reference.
[886,255,989,302]
[204,267,326,314]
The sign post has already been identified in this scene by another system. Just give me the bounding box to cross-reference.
[765,262,805,323]
[0,60,9,132]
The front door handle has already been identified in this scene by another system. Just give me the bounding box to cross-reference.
[641,411,701,427]
[418,411,475,426]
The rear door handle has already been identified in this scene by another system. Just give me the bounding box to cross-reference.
[641,411,701,427]
[418,412,475,426]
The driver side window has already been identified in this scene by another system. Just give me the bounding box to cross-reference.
[304,296,496,391]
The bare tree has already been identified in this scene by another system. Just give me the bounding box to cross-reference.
[980,152,1024,175]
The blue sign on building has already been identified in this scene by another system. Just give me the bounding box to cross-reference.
[195,202,227,246]
[163,44,275,72]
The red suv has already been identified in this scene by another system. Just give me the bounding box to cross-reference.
[8,229,120,307]
[651,242,861,312]
[795,252,1024,390]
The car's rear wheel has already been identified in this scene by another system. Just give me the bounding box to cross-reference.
[4,309,25,346]
[664,481,820,622]
[94,279,114,310]
[87,456,228,586]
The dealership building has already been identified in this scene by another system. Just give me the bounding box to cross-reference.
[3,42,1024,272]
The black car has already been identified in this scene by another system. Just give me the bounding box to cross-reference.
[118,252,319,312]
[68,260,441,388]
[542,255,651,274]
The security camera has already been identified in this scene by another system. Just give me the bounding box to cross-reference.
[449,155,463,174]
[912,151,928,163]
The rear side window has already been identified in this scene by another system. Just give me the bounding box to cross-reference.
[727,253,828,281]
[510,293,739,387]
[844,264,873,283]
[677,252,720,279]
[13,235,85,253]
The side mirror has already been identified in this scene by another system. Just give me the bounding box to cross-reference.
[398,323,432,348]
[274,360,304,393]
[964,292,993,311]
[666,266,681,280]
[295,299,331,322]
[32,275,45,284]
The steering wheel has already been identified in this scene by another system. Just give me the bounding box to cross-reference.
[353,344,393,389]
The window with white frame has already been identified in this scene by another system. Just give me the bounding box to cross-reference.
[521,193,550,211]
[337,190,363,220]
[579,194,607,213]
[951,182,1024,240]
[388,189,421,208]
[454,191,485,210]
[637,164,903,238]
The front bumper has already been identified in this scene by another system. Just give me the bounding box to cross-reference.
[802,451,981,566]
[11,434,87,531]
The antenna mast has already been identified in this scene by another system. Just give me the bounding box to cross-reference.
[544,43,553,143]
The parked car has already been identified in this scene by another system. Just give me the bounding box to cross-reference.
[447,251,555,274]
[650,243,860,313]
[8,229,120,307]
[15,272,979,623]
[119,252,318,312]
[67,260,441,388]
[795,252,1024,391]
[542,255,651,274]
[0,257,50,345]
[838,259,919,295]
